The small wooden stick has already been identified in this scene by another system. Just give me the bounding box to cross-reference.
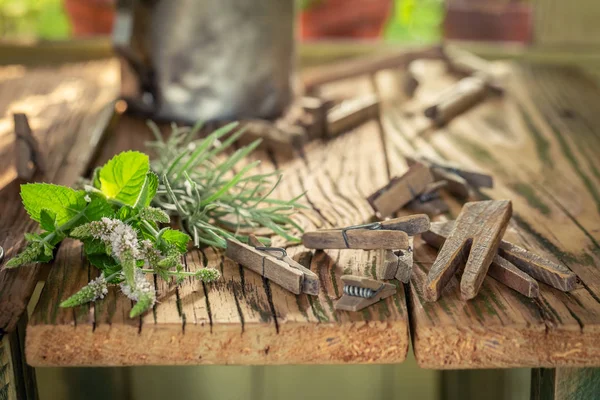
[442,45,505,93]
[405,197,449,217]
[395,237,414,284]
[327,94,380,137]
[225,239,303,295]
[335,275,396,312]
[427,221,578,292]
[14,113,45,181]
[302,229,409,250]
[247,235,320,296]
[300,96,330,140]
[423,222,539,298]
[368,162,435,218]
[424,76,487,126]
[303,46,443,91]
[430,168,470,199]
[379,214,430,236]
[423,200,512,301]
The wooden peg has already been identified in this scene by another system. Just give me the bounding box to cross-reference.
[407,154,493,188]
[335,275,396,312]
[426,221,578,292]
[368,162,435,218]
[430,167,470,199]
[423,200,512,302]
[403,181,449,216]
[423,221,539,298]
[302,228,409,250]
[424,76,487,126]
[300,96,330,140]
[247,235,320,296]
[395,237,414,284]
[442,45,505,93]
[326,94,380,137]
[225,239,303,295]
[379,214,430,236]
[375,249,401,280]
[14,113,45,181]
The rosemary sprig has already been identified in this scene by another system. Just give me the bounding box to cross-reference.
[148,122,306,248]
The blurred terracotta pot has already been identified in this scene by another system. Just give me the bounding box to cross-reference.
[301,0,392,39]
[64,0,115,36]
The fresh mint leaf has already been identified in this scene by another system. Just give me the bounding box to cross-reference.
[40,209,57,231]
[117,205,137,221]
[92,167,102,189]
[99,151,150,206]
[161,229,190,253]
[21,183,86,226]
[134,172,158,209]
[86,254,121,280]
[83,238,107,255]
[82,196,114,222]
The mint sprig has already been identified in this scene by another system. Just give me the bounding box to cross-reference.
[5,151,220,318]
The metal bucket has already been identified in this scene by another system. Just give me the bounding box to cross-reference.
[115,0,296,123]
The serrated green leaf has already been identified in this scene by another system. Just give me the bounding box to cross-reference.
[160,229,190,253]
[134,172,158,209]
[99,151,149,205]
[117,205,137,221]
[92,167,102,189]
[82,196,114,222]
[87,254,121,279]
[21,183,87,226]
[83,238,107,255]
[40,209,56,231]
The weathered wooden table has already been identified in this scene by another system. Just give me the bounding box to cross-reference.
[1,51,600,397]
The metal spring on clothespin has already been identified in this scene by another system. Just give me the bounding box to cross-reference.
[340,221,382,248]
[255,246,287,276]
[342,283,384,299]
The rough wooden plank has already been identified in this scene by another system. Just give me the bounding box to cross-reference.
[424,200,512,301]
[0,60,120,335]
[302,229,409,250]
[375,61,600,368]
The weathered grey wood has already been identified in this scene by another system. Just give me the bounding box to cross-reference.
[405,197,449,216]
[424,221,540,298]
[431,167,471,199]
[225,239,304,295]
[424,200,512,301]
[375,249,400,280]
[327,94,380,137]
[531,368,600,400]
[302,229,409,250]
[407,154,494,189]
[335,275,396,312]
[368,162,435,218]
[247,235,319,296]
[380,214,430,235]
[395,237,414,284]
[13,114,44,181]
[424,76,488,126]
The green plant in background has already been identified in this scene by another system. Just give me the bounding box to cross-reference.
[148,122,305,249]
[6,151,219,318]
[0,0,69,39]
[384,0,443,43]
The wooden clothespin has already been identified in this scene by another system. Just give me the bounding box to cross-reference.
[368,162,435,218]
[300,96,331,140]
[225,237,319,296]
[442,45,506,94]
[424,75,487,127]
[423,200,512,301]
[14,113,45,181]
[326,94,380,137]
[302,214,429,250]
[425,221,578,293]
[407,154,493,199]
[335,275,396,312]
[404,180,450,216]
[423,221,539,298]
[376,237,414,284]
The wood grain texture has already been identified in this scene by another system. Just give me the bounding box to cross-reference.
[424,221,540,298]
[26,75,409,366]
[424,76,488,126]
[375,60,600,368]
[0,60,119,335]
[302,229,409,250]
[380,214,430,235]
[424,200,512,301]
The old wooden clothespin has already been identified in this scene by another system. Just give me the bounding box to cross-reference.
[423,221,539,298]
[14,113,45,181]
[424,75,487,126]
[442,45,506,94]
[407,154,493,199]
[424,200,512,301]
[404,180,450,216]
[302,214,429,250]
[326,94,380,137]
[376,237,414,284]
[225,237,319,295]
[335,275,396,312]
[368,162,435,218]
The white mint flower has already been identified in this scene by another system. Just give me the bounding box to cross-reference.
[85,217,140,261]
[120,267,156,307]
[84,194,92,202]
[60,273,109,307]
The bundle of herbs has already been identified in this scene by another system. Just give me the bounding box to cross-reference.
[5,122,304,318]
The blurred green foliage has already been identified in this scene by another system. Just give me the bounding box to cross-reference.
[0,0,70,39]
[384,0,444,43]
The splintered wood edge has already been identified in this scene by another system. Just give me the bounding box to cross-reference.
[26,318,409,366]
[412,323,600,369]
